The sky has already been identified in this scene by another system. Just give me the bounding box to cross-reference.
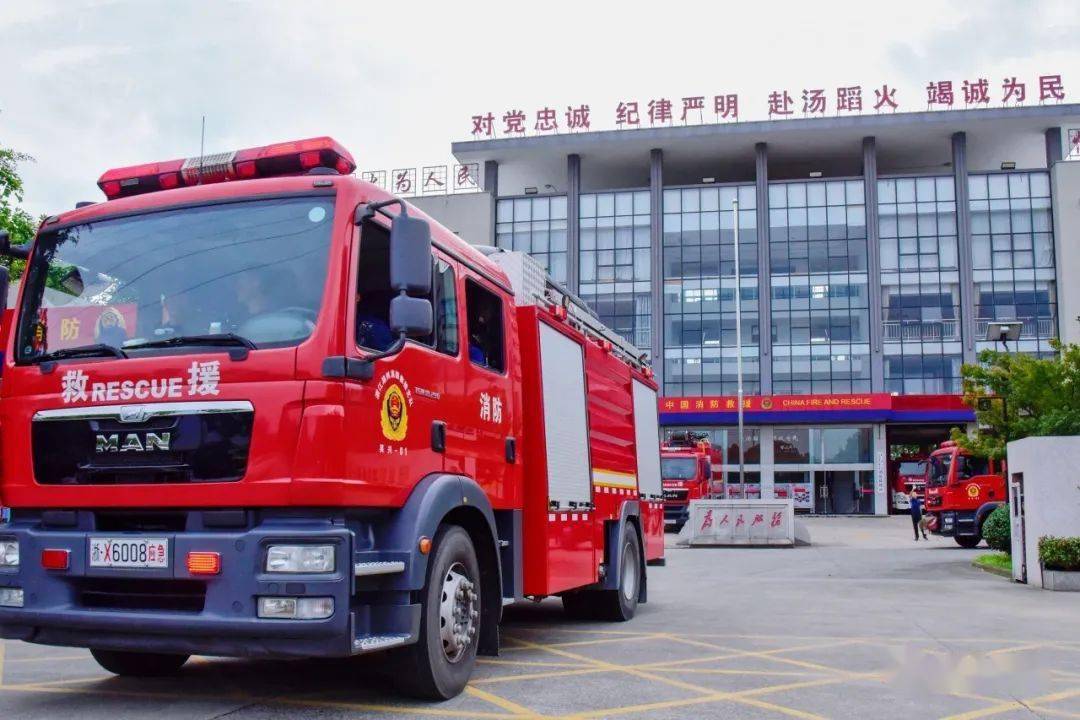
[2,0,1078,216]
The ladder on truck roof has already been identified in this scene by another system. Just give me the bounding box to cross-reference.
[479,248,651,372]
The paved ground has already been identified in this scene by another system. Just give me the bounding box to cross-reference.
[1,516,1078,719]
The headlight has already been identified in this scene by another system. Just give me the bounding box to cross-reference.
[257,596,333,620]
[0,540,18,568]
[265,545,335,573]
[0,587,23,607]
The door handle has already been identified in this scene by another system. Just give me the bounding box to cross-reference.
[505,437,517,464]
[431,421,447,453]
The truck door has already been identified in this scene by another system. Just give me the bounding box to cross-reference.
[341,219,461,503]
[442,276,515,499]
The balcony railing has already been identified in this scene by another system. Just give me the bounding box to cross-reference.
[883,320,960,341]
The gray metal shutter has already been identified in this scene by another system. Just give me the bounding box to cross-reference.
[539,323,592,505]
[632,380,662,498]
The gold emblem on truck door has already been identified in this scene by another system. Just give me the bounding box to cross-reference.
[380,383,409,442]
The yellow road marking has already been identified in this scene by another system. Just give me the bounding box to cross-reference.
[641,637,869,676]
[501,634,659,652]
[472,666,610,685]
[466,685,547,717]
[940,688,1080,720]
[477,658,589,669]
[649,667,821,678]
[506,635,837,720]
[986,642,1050,656]
[564,676,843,720]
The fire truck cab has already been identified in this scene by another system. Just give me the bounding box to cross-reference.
[660,431,714,530]
[923,441,1005,548]
[0,138,665,700]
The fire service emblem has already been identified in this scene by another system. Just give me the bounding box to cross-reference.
[375,370,413,443]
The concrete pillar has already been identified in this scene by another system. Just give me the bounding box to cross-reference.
[566,154,581,293]
[755,142,772,395]
[650,149,664,387]
[484,160,499,246]
[863,137,884,392]
[873,424,888,516]
[952,132,977,364]
[1046,127,1064,166]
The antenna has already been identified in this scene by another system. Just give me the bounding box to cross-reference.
[198,115,206,185]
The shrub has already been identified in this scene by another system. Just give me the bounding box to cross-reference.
[1039,537,1080,572]
[982,505,1011,552]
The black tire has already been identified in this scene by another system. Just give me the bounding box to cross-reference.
[955,534,981,549]
[597,522,642,622]
[391,525,480,700]
[90,649,189,677]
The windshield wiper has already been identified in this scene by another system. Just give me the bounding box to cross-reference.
[124,333,258,352]
[32,343,128,363]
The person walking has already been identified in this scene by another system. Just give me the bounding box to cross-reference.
[908,488,927,541]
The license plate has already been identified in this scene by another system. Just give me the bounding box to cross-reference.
[89,537,169,569]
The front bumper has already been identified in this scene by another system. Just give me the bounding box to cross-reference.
[663,502,689,525]
[0,510,418,658]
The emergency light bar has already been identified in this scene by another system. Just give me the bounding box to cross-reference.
[97,137,357,200]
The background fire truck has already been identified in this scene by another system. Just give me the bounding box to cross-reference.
[923,441,1005,547]
[0,137,665,700]
[660,430,715,530]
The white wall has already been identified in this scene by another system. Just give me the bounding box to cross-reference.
[409,192,494,248]
[1007,436,1080,588]
[1051,160,1080,345]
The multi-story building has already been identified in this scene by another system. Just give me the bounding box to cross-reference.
[412,104,1080,515]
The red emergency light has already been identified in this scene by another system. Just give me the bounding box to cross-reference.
[97,137,357,200]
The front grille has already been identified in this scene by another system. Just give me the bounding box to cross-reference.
[32,405,253,485]
[77,578,206,613]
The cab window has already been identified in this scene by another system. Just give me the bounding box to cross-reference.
[355,221,458,356]
[465,279,505,372]
[957,455,989,480]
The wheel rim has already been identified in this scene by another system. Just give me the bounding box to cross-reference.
[620,541,637,601]
[438,561,478,663]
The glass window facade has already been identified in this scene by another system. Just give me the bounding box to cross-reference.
[495,196,568,284]
[969,172,1057,354]
[769,180,870,393]
[579,190,652,349]
[879,176,963,393]
[662,185,759,396]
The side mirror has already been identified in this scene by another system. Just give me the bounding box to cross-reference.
[0,266,9,315]
[389,213,432,296]
[0,230,30,260]
[389,294,433,337]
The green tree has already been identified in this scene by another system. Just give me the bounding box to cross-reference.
[1,138,37,280]
[952,341,1080,459]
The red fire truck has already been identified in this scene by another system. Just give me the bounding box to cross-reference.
[891,455,928,512]
[0,137,665,700]
[660,431,715,530]
[923,441,1005,548]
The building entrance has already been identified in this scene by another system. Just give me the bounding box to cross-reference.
[814,470,875,515]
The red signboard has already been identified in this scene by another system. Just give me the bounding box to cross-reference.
[661,393,891,414]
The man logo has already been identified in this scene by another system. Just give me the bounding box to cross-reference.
[95,432,171,453]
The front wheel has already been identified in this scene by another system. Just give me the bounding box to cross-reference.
[90,649,189,677]
[955,535,981,549]
[390,525,480,700]
[598,522,642,621]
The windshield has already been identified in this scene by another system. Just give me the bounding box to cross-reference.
[927,454,952,487]
[15,196,334,362]
[662,457,698,480]
[898,461,927,477]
